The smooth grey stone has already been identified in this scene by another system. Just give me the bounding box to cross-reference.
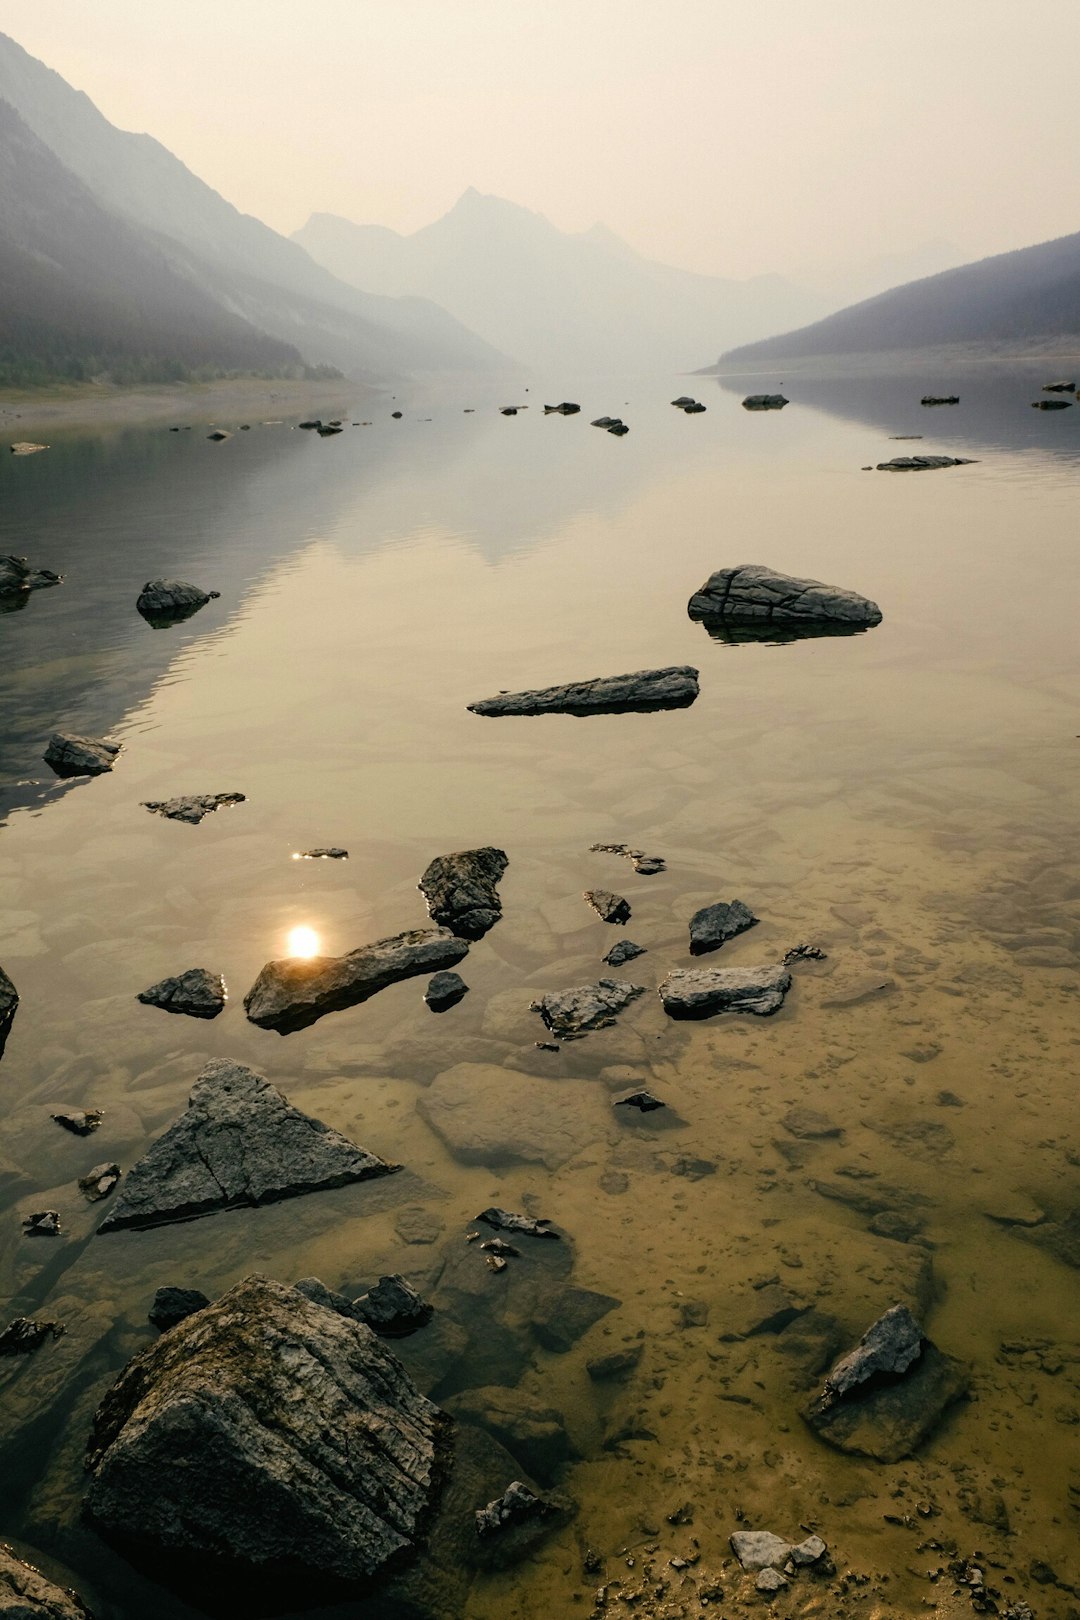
[353,1275,433,1338]
[583,888,631,924]
[602,939,646,967]
[98,1058,398,1232]
[141,792,245,823]
[689,899,758,955]
[468,666,699,717]
[741,393,788,409]
[425,971,469,1012]
[418,847,508,940]
[688,564,881,626]
[137,968,226,1019]
[530,979,644,1039]
[135,579,219,625]
[244,926,469,1034]
[0,1545,92,1618]
[823,1304,923,1399]
[730,1530,792,1569]
[148,1287,211,1332]
[44,733,120,777]
[0,554,62,596]
[658,963,791,1019]
[84,1276,448,1599]
[876,455,976,469]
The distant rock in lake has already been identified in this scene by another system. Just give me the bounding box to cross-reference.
[1031,399,1072,411]
[468,666,699,717]
[137,968,226,1019]
[876,454,977,468]
[136,579,220,626]
[44,733,121,777]
[688,565,881,629]
[920,394,959,405]
[0,554,62,598]
[9,441,49,455]
[141,792,245,823]
[543,402,580,415]
[742,394,788,410]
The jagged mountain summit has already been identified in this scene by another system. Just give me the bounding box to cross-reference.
[0,31,507,382]
[294,189,827,372]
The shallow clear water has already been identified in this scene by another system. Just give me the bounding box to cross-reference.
[1,371,1078,1618]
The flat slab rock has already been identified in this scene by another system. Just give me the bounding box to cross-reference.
[44,734,120,778]
[137,968,226,1019]
[418,847,508,939]
[244,926,469,1034]
[135,579,220,625]
[876,455,976,470]
[659,963,791,1019]
[0,554,62,596]
[83,1275,448,1598]
[467,666,699,717]
[141,792,245,824]
[97,1058,397,1232]
[688,564,882,627]
[0,1544,93,1618]
[689,899,758,954]
[530,979,645,1039]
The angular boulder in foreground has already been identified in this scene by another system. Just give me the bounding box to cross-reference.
[659,963,791,1019]
[135,579,220,626]
[44,734,120,778]
[419,847,508,940]
[468,666,699,717]
[0,1544,93,1618]
[83,1276,449,1604]
[98,1058,397,1232]
[688,564,882,628]
[245,927,469,1033]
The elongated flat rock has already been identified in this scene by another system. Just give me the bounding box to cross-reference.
[531,979,645,1039]
[468,666,699,717]
[688,565,881,627]
[418,847,508,939]
[659,963,791,1019]
[98,1059,397,1232]
[245,927,469,1033]
[137,968,226,1019]
[83,1276,448,1599]
[44,734,120,778]
[142,792,245,823]
[876,455,975,470]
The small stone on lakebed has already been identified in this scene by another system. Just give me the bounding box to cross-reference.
[424,971,468,1011]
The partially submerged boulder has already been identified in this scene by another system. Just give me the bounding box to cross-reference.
[244,927,469,1034]
[742,394,788,410]
[689,899,758,955]
[468,666,699,717]
[136,968,226,1019]
[418,847,508,940]
[530,979,645,1039]
[353,1275,433,1339]
[0,554,62,597]
[78,1163,120,1202]
[83,1275,449,1603]
[602,939,646,968]
[141,792,245,823]
[0,1545,93,1618]
[659,963,791,1019]
[688,564,882,628]
[876,455,976,469]
[97,1058,397,1232]
[135,579,220,626]
[44,734,120,778]
[1031,399,1072,411]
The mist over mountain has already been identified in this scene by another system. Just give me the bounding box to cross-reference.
[293,191,829,372]
[717,229,1080,366]
[0,32,507,383]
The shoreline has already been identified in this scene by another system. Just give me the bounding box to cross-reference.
[0,376,378,434]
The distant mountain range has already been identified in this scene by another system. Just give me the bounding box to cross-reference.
[716,230,1080,366]
[293,191,829,372]
[0,31,505,385]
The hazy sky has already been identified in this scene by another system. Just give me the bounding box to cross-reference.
[6,0,1080,281]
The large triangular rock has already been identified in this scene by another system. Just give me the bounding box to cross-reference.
[98,1059,398,1232]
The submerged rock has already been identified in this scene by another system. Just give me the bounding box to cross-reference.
[136,968,226,1019]
[141,792,245,823]
[688,564,882,628]
[44,734,120,778]
[50,1108,102,1136]
[468,666,699,717]
[78,1163,120,1202]
[0,1316,65,1355]
[583,888,631,924]
[475,1208,559,1240]
[97,1058,397,1232]
[602,938,647,967]
[83,1275,449,1601]
[0,1545,92,1618]
[659,963,791,1019]
[148,1287,210,1332]
[244,926,469,1034]
[135,579,220,626]
[0,966,17,1052]
[876,454,976,468]
[742,394,788,410]
[425,971,469,1012]
[448,1387,570,1482]
[353,1275,433,1338]
[613,1088,665,1112]
[0,554,62,596]
[530,978,645,1039]
[689,898,758,955]
[475,1480,557,1540]
[419,1063,603,1169]
[418,847,509,939]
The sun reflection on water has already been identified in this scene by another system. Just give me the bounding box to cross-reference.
[286,925,321,959]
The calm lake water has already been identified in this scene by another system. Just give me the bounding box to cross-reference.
[1,369,1078,1619]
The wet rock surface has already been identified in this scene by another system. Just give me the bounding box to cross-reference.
[244,926,469,1033]
[43,734,120,778]
[353,1274,433,1338]
[876,454,976,469]
[0,554,62,597]
[295,846,348,859]
[583,888,631,924]
[823,1304,924,1398]
[0,1316,65,1356]
[0,1544,93,1618]
[141,792,245,823]
[23,1211,61,1236]
[688,564,882,627]
[418,847,508,939]
[589,841,666,875]
[135,579,220,626]
[468,666,699,716]
[98,1058,397,1232]
[688,898,758,954]
[148,1287,210,1332]
[83,1275,449,1601]
[530,978,645,1038]
[659,963,791,1019]
[136,967,226,1019]
[424,970,469,1011]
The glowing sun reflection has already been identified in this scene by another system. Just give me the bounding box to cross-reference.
[287,926,321,960]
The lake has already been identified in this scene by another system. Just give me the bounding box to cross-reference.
[1,368,1077,1619]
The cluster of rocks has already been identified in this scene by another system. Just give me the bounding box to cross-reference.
[591,415,629,435]
[730,1527,830,1594]
[670,395,706,413]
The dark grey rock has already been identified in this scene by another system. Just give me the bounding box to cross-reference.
[500,407,518,416]
[607,422,630,435]
[823,1304,923,1398]
[51,1109,103,1136]
[475,1208,559,1240]
[805,1336,968,1462]
[135,579,220,626]
[876,455,976,469]
[244,926,469,1033]
[141,792,245,823]
[587,1343,642,1381]
[468,666,699,717]
[148,1287,211,1332]
[1032,399,1072,410]
[448,1387,570,1481]
[742,394,788,409]
[354,1275,433,1339]
[78,1163,120,1202]
[689,899,758,955]
[44,734,120,778]
[1042,381,1076,392]
[671,396,697,407]
[206,429,230,440]
[316,424,343,435]
[0,1316,64,1355]
[543,402,580,415]
[688,564,881,627]
[137,968,226,1019]
[658,963,791,1019]
[97,1058,398,1232]
[418,847,508,940]
[921,394,960,405]
[0,554,62,596]
[425,971,469,1012]
[0,966,17,1053]
[84,1275,449,1601]
[23,1211,60,1236]
[584,888,631,924]
[530,1284,619,1352]
[0,1545,93,1618]
[613,1088,665,1112]
[475,1480,558,1542]
[602,938,646,967]
[530,978,644,1039]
